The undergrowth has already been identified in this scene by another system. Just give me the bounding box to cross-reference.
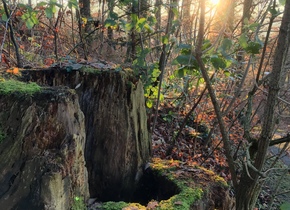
[0,79,41,95]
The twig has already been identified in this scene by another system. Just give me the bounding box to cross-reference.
[195,0,238,188]
[269,133,290,146]
[1,0,22,67]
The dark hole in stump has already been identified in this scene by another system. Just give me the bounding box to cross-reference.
[133,168,181,205]
[96,167,181,206]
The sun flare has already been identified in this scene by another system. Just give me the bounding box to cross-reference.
[210,0,220,5]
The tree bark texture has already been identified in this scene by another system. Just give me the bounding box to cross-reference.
[236,0,290,209]
[0,88,89,209]
[22,68,151,202]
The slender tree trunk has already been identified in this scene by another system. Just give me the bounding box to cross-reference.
[155,0,162,49]
[79,0,91,19]
[194,0,238,189]
[181,0,191,40]
[237,0,253,62]
[242,0,253,27]
[107,0,114,54]
[126,1,138,61]
[236,1,290,209]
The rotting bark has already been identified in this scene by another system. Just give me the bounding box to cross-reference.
[0,88,89,209]
[21,68,151,202]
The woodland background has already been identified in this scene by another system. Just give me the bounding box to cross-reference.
[1,0,290,209]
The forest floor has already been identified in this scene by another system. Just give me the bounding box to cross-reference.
[152,103,290,210]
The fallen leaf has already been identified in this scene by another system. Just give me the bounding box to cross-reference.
[147,201,159,209]
[174,201,183,205]
[6,67,19,75]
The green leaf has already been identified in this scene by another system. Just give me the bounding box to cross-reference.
[144,24,153,33]
[197,77,205,86]
[279,0,285,6]
[31,15,39,24]
[224,70,231,77]
[136,17,146,32]
[174,68,186,78]
[137,17,146,25]
[173,66,199,78]
[245,41,262,54]
[25,18,35,29]
[219,38,232,53]
[202,40,212,51]
[147,16,157,25]
[175,55,197,66]
[131,13,138,24]
[68,0,78,9]
[1,14,7,21]
[210,55,227,69]
[109,11,119,20]
[243,17,249,25]
[51,5,57,13]
[178,44,192,50]
[125,23,133,31]
[268,7,279,16]
[45,7,53,18]
[104,19,117,27]
[21,13,29,20]
[280,202,290,210]
[239,33,248,49]
[37,1,47,6]
[162,35,169,44]
[247,22,259,31]
[146,99,153,108]
[172,7,179,17]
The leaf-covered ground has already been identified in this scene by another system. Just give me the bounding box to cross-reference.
[151,104,290,209]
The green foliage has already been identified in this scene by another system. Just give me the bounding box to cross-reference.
[280,202,290,210]
[0,80,41,95]
[161,110,176,122]
[239,21,263,55]
[210,55,227,70]
[105,8,156,35]
[141,65,161,108]
[44,0,62,19]
[68,0,78,9]
[72,196,86,210]
[0,9,7,21]
[132,48,162,109]
[19,5,39,29]
[172,44,199,71]
[158,187,202,210]
[101,201,145,210]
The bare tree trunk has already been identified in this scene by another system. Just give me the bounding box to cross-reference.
[237,0,253,63]
[236,1,290,209]
[79,0,91,34]
[242,0,253,27]
[194,0,238,188]
[107,0,114,54]
[181,0,191,41]
[155,0,162,49]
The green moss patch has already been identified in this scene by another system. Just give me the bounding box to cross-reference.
[90,158,233,210]
[0,79,41,95]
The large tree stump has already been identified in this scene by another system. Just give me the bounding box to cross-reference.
[0,87,89,209]
[22,68,151,201]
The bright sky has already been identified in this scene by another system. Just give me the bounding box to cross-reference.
[210,0,220,5]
